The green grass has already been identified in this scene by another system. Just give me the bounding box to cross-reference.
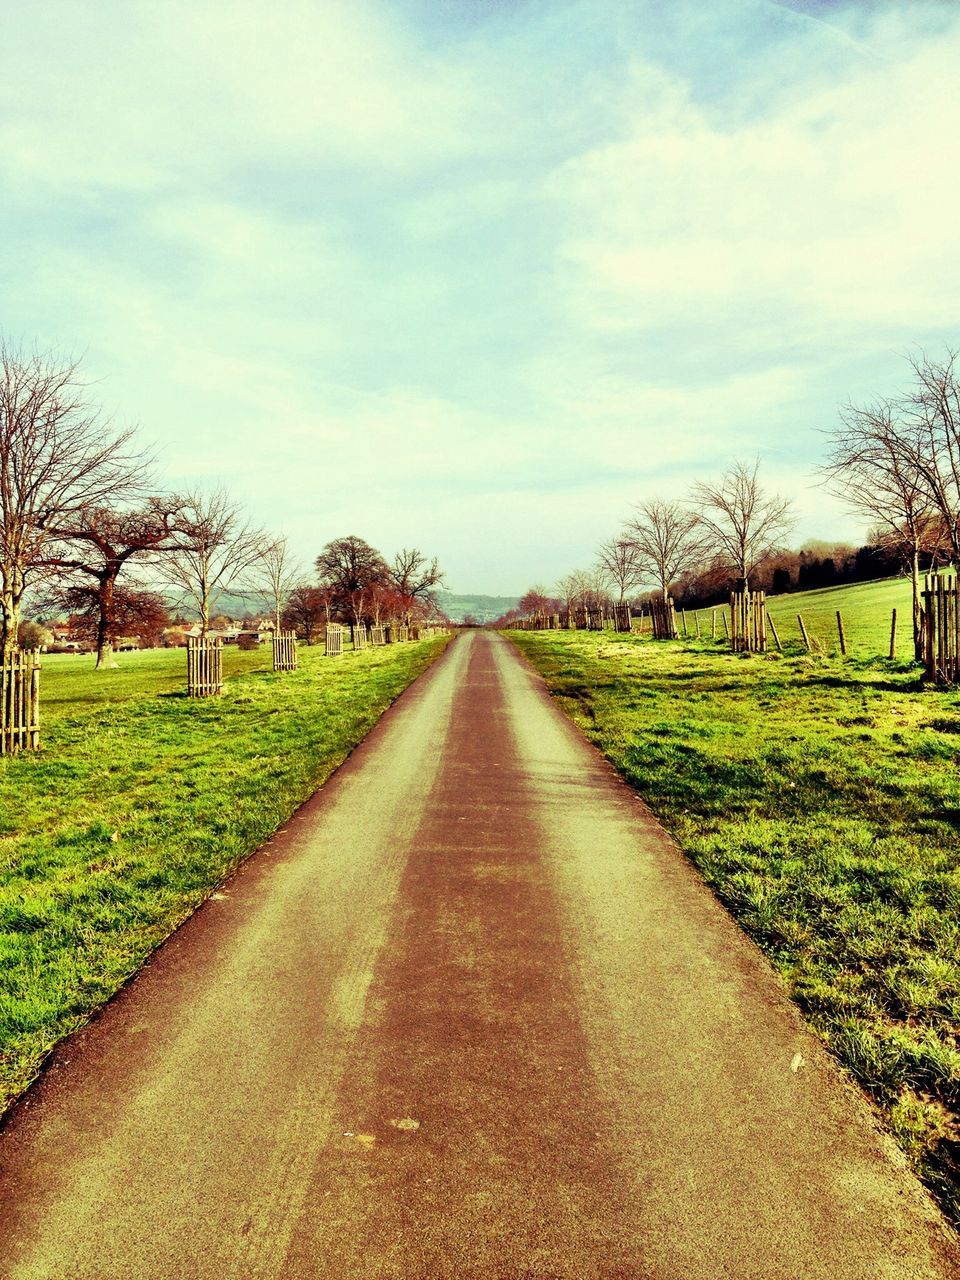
[0,636,450,1109]
[508,623,960,1225]
[677,575,915,658]
[764,576,914,657]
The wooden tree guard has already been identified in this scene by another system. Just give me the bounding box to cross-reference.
[370,625,386,645]
[613,603,632,633]
[1,648,41,754]
[588,609,604,631]
[729,590,766,653]
[922,571,960,685]
[272,631,297,672]
[325,624,344,657]
[650,597,678,640]
[187,637,223,697]
[397,625,410,642]
[352,624,367,651]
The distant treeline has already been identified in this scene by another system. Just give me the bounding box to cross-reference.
[673,539,922,609]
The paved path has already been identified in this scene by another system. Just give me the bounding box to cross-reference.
[0,631,957,1279]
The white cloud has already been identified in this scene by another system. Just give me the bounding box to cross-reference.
[550,24,960,337]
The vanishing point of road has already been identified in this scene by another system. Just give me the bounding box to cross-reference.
[0,631,957,1279]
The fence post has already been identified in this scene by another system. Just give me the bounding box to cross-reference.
[889,608,897,660]
[797,614,810,652]
[767,610,782,653]
[836,610,847,656]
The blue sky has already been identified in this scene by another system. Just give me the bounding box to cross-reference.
[2,0,958,594]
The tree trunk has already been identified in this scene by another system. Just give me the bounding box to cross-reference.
[1,577,23,657]
[95,571,120,669]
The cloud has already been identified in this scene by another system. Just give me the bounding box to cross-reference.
[550,14,960,339]
[0,0,479,197]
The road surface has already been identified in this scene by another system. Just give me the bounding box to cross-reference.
[0,630,957,1278]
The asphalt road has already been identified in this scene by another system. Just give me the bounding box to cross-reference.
[1,630,958,1279]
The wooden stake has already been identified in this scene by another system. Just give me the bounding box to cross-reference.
[836,610,847,656]
[767,610,782,652]
[695,611,701,639]
[798,614,810,652]
[711,609,717,639]
[721,611,729,637]
[680,609,688,637]
[889,607,897,660]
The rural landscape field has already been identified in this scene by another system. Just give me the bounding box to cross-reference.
[4,1,960,1276]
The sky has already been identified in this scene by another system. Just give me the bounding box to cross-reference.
[2,0,959,595]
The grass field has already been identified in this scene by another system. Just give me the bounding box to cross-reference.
[0,636,450,1110]
[677,575,915,659]
[508,606,960,1224]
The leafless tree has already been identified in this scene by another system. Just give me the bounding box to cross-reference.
[281,585,327,644]
[822,399,940,654]
[42,497,184,668]
[518,585,553,616]
[689,461,793,591]
[0,342,143,654]
[389,547,444,624]
[315,535,389,625]
[596,535,645,603]
[250,536,303,632]
[163,488,267,636]
[899,350,960,563]
[625,499,706,600]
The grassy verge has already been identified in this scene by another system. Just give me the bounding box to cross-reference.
[508,627,960,1223]
[0,636,450,1110]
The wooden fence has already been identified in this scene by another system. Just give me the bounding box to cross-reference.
[650,597,678,640]
[325,624,344,657]
[1,648,41,754]
[729,589,767,653]
[272,631,297,672]
[922,571,960,684]
[187,637,223,697]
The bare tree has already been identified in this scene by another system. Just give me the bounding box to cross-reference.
[251,536,303,632]
[315,535,389,625]
[625,499,706,600]
[389,547,444,625]
[163,489,267,636]
[282,585,328,644]
[822,399,940,655]
[0,342,143,654]
[689,461,793,591]
[900,350,960,563]
[42,497,184,668]
[596,535,645,604]
[518,585,553,616]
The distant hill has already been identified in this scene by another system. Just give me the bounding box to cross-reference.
[437,592,519,623]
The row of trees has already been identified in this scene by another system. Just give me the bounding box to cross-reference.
[282,537,444,644]
[507,350,960,656]
[505,459,794,624]
[1,342,444,666]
